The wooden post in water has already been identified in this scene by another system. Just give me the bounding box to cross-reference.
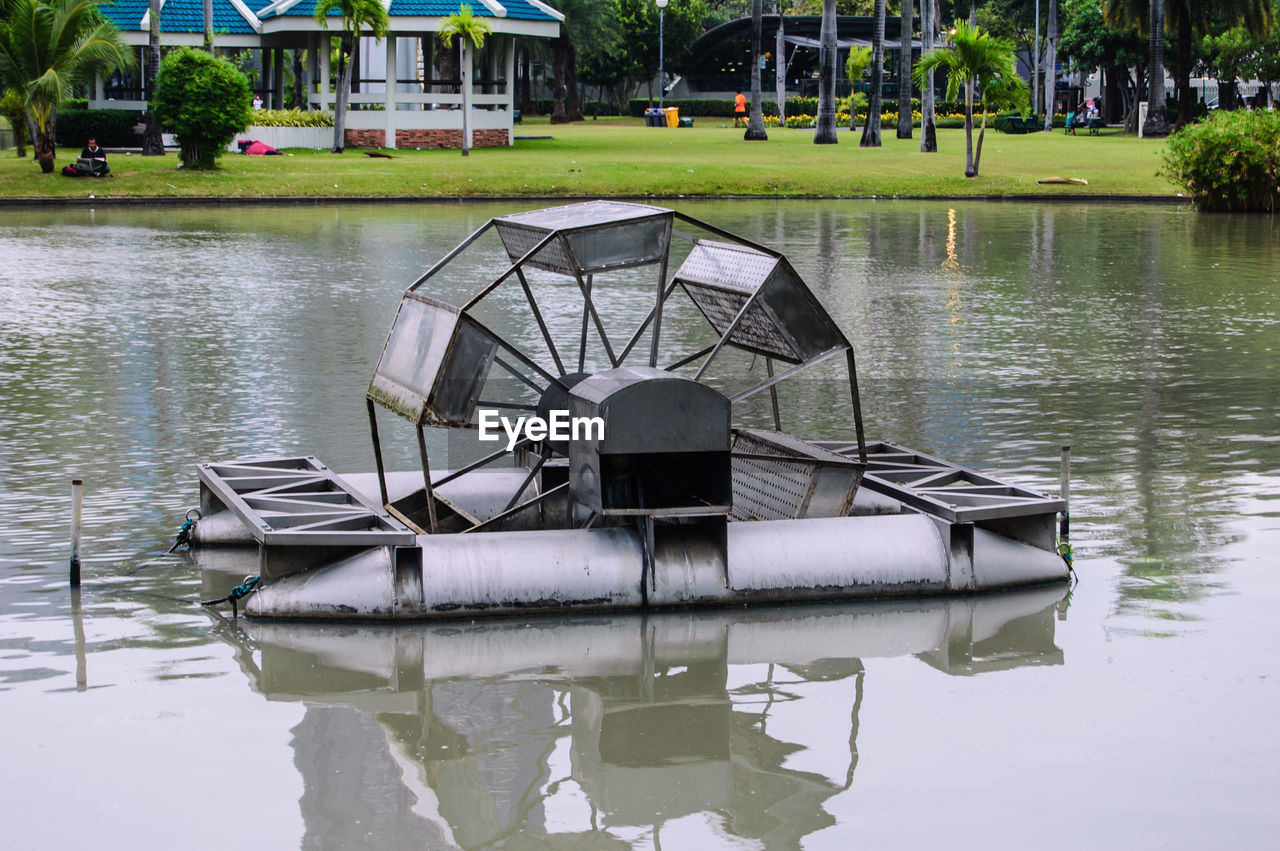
[70,479,83,587]
[1059,445,1071,543]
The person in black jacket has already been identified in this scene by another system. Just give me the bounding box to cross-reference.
[79,137,109,176]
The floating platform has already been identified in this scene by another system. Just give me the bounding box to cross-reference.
[185,202,1070,620]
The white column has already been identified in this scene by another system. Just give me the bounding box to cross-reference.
[384,35,397,148]
[308,36,319,109]
[504,35,515,145]
[318,36,331,112]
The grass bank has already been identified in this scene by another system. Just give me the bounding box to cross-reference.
[0,116,1178,201]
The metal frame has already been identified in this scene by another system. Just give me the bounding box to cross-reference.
[365,201,870,534]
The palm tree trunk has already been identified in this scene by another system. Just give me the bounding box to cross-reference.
[204,0,213,51]
[293,50,304,108]
[1143,0,1169,136]
[972,98,988,175]
[746,0,769,139]
[332,38,353,152]
[860,0,884,147]
[461,39,472,155]
[815,0,837,143]
[776,12,786,126]
[551,27,569,123]
[1042,0,1056,132]
[33,122,56,173]
[963,83,975,177]
[142,0,164,155]
[920,0,936,151]
[897,0,913,139]
[1174,22,1191,127]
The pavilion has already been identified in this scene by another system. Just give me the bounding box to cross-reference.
[93,0,562,149]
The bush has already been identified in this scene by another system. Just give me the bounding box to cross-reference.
[249,108,333,127]
[55,107,142,147]
[1162,110,1280,212]
[153,48,252,169]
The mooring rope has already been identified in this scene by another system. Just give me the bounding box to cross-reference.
[201,575,261,618]
[166,508,202,553]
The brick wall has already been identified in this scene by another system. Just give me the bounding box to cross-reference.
[343,128,385,148]
[395,128,510,149]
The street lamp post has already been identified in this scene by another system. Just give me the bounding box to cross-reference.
[657,0,668,111]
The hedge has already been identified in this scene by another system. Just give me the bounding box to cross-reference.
[627,97,970,120]
[55,105,143,147]
[1163,109,1280,212]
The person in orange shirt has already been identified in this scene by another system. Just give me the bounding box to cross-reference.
[734,91,747,127]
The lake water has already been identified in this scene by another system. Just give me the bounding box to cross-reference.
[1,200,1277,849]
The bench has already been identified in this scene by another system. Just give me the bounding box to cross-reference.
[998,114,1041,134]
[1084,116,1104,135]
[513,109,522,124]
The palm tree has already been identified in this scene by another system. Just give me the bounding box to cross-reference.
[204,0,213,50]
[746,0,768,140]
[845,44,871,131]
[138,0,163,155]
[815,0,838,143]
[439,5,492,156]
[1142,0,1169,135]
[897,0,913,140]
[915,20,1027,177]
[314,0,389,153]
[919,0,936,151]
[1042,0,1056,132]
[0,0,134,172]
[860,0,885,147]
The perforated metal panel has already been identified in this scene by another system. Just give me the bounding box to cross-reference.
[493,201,672,276]
[683,285,799,361]
[730,429,863,521]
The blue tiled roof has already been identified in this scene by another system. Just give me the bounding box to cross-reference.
[97,0,149,30]
[98,0,259,33]
[497,0,558,21]
[387,0,495,16]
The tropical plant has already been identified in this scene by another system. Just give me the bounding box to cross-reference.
[746,0,768,139]
[815,0,839,143]
[845,43,872,130]
[897,0,913,139]
[0,0,135,172]
[1162,109,1280,211]
[152,47,252,169]
[861,0,885,146]
[914,20,1028,177]
[1,88,28,156]
[439,4,492,156]
[314,0,389,153]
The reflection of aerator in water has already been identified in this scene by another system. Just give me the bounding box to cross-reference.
[210,586,1067,847]
[184,201,1070,619]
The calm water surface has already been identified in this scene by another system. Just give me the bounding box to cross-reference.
[1,200,1277,849]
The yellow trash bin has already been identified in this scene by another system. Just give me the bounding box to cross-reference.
[663,107,679,128]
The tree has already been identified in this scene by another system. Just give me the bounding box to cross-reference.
[152,47,251,169]
[0,0,134,173]
[142,0,162,154]
[314,0,389,153]
[861,0,885,146]
[1202,27,1253,109]
[897,0,913,139]
[0,88,28,156]
[204,0,214,50]
[919,0,936,150]
[1059,1,1145,125]
[915,20,1027,176]
[1142,0,1169,134]
[815,0,839,141]
[746,0,769,139]
[845,43,872,130]
[1042,0,1057,130]
[439,5,492,156]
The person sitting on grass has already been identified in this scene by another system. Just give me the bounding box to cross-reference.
[61,137,110,177]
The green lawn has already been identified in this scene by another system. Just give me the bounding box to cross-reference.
[0,115,1179,201]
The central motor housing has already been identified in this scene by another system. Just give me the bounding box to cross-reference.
[565,367,731,517]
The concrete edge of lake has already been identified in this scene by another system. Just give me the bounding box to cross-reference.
[0,192,1190,210]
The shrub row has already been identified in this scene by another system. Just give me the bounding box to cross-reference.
[627,97,969,119]
[55,106,143,147]
[249,108,334,127]
[1163,109,1280,212]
